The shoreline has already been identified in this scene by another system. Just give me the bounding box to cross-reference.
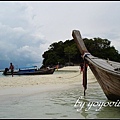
[0,66,96,96]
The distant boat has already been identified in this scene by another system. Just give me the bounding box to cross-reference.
[3,66,55,76]
[72,30,120,101]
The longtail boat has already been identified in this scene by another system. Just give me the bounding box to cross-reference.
[3,66,55,76]
[72,30,120,101]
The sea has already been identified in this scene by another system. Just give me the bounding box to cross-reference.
[0,71,120,119]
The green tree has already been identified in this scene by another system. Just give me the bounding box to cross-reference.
[64,44,78,63]
[42,37,120,67]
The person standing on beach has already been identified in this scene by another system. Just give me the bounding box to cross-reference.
[9,63,14,77]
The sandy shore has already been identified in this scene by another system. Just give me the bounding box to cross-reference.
[0,66,96,96]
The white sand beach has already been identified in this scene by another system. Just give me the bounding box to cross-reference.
[0,66,96,96]
[1,66,119,119]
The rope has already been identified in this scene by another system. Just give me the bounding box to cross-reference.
[57,73,81,79]
[65,73,81,79]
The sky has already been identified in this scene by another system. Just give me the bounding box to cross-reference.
[0,1,120,69]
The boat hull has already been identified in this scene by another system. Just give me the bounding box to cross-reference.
[3,68,55,76]
[87,57,120,101]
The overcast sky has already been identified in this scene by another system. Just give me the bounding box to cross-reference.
[0,1,120,69]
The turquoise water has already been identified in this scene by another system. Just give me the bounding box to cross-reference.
[0,72,5,77]
[0,82,120,118]
[0,71,120,118]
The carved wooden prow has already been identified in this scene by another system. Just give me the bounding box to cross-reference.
[72,30,88,96]
[72,30,88,56]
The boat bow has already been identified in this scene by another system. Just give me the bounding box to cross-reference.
[72,30,120,101]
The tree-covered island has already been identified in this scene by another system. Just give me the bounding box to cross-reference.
[41,37,120,68]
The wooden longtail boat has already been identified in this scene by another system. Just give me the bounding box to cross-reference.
[3,66,55,76]
[72,30,120,101]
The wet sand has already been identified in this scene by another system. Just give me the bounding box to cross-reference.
[0,66,96,96]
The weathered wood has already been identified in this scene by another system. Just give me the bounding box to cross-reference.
[72,30,120,101]
[72,30,88,55]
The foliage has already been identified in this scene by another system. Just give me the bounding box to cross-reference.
[42,37,120,67]
[84,38,120,62]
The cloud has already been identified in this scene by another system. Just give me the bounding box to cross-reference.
[0,2,47,69]
[0,1,120,69]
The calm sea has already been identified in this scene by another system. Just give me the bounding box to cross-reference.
[0,71,120,119]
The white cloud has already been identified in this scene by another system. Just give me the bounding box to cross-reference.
[0,1,120,69]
